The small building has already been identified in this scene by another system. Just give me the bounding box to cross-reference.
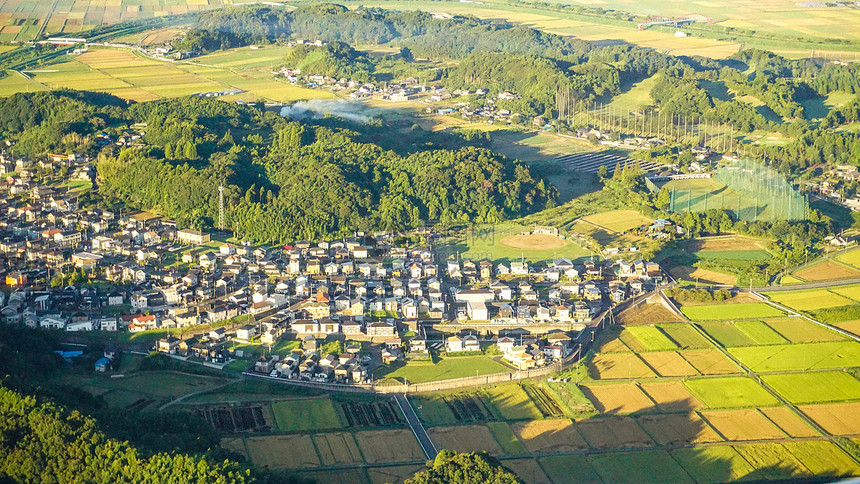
[177,229,211,245]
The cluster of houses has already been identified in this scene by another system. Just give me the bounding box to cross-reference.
[0,148,667,376]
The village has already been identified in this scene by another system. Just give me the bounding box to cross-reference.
[0,147,667,387]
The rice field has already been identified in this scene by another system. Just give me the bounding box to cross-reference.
[728,341,860,372]
[762,371,860,404]
[765,288,856,311]
[681,303,784,321]
[684,377,779,408]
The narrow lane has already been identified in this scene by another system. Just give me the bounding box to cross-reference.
[394,394,437,460]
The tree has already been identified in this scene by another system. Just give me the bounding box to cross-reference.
[406,450,521,484]
[597,164,608,180]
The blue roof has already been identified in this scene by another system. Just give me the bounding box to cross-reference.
[95,357,111,367]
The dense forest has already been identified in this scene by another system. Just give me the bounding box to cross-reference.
[0,91,552,241]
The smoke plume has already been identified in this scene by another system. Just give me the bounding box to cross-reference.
[279,99,376,123]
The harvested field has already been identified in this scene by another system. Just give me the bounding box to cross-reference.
[638,351,700,377]
[766,289,855,311]
[636,413,723,445]
[617,301,684,325]
[669,265,737,285]
[540,455,603,484]
[355,429,425,464]
[759,407,819,438]
[487,421,528,455]
[687,236,767,253]
[589,353,656,380]
[512,419,589,453]
[764,318,846,343]
[312,432,363,466]
[581,383,655,414]
[246,435,319,469]
[762,371,860,404]
[835,319,860,336]
[671,446,756,483]
[366,465,424,484]
[733,320,789,345]
[733,443,812,480]
[793,260,860,282]
[639,381,704,412]
[685,377,779,408]
[575,416,655,450]
[498,233,566,250]
[699,322,756,347]
[581,210,653,233]
[679,349,741,375]
[504,459,552,484]
[484,385,543,421]
[682,303,784,321]
[700,409,786,441]
[659,324,713,349]
[728,341,860,372]
[589,450,694,484]
[623,326,678,351]
[428,425,504,456]
[798,402,860,435]
[782,441,860,477]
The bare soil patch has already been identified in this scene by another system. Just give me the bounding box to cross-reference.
[499,233,567,250]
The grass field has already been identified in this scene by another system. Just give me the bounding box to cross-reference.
[684,377,779,408]
[762,371,860,404]
[728,341,860,372]
[580,209,653,233]
[377,356,509,383]
[681,303,784,321]
[271,398,342,432]
[411,394,457,426]
[441,223,592,264]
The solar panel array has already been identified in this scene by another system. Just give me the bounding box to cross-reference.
[556,152,663,174]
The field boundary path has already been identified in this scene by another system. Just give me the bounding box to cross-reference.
[395,394,437,460]
[159,379,241,411]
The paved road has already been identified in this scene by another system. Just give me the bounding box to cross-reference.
[750,277,860,292]
[394,394,437,460]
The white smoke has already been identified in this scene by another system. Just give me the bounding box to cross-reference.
[279,99,376,123]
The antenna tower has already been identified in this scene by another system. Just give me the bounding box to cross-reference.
[218,185,225,230]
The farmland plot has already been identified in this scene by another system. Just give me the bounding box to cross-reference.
[684,377,779,408]
[636,413,723,445]
[512,419,590,453]
[700,409,787,441]
[762,371,860,404]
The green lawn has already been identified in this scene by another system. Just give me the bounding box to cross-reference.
[377,356,510,384]
[681,303,784,321]
[439,223,593,264]
[762,372,860,404]
[684,377,779,408]
[271,398,343,432]
[728,341,860,372]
